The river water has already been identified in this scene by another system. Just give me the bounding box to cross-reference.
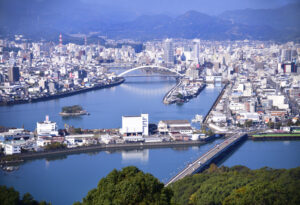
[0,75,299,205]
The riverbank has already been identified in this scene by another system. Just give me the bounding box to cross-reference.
[0,140,207,165]
[0,78,125,106]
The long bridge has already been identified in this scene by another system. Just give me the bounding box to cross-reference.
[165,131,248,186]
[117,65,185,77]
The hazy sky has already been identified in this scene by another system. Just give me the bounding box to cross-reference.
[0,0,299,20]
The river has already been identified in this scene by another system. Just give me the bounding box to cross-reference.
[0,74,299,205]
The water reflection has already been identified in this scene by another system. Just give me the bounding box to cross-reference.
[122,149,149,163]
[121,83,174,96]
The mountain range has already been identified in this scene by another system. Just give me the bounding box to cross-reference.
[0,1,299,42]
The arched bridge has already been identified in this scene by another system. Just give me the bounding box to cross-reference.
[117,65,184,77]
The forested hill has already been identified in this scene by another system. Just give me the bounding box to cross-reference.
[170,164,300,205]
[1,165,300,204]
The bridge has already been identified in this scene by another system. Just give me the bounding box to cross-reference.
[123,75,180,78]
[117,65,184,77]
[165,131,248,186]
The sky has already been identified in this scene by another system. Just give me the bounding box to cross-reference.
[1,0,299,17]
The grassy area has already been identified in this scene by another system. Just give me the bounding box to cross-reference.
[252,133,300,138]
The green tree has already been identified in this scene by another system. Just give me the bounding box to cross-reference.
[244,120,253,128]
[75,166,173,205]
[267,121,275,129]
[44,142,66,150]
[0,186,50,205]
[0,186,20,205]
[170,166,300,205]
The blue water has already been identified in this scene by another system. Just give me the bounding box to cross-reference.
[220,140,300,169]
[0,77,221,131]
[0,140,223,205]
[0,75,299,205]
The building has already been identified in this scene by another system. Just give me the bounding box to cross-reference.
[8,66,20,82]
[36,115,59,136]
[279,62,297,73]
[65,134,96,146]
[0,128,33,144]
[158,120,192,135]
[192,39,200,62]
[4,142,21,155]
[186,68,199,79]
[164,39,174,67]
[267,95,289,110]
[120,114,149,136]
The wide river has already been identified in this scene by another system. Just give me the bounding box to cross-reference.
[0,74,300,205]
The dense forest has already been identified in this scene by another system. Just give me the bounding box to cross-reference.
[170,164,300,205]
[1,165,300,205]
[73,166,173,205]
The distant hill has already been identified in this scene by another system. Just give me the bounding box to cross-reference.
[219,3,300,30]
[0,1,299,42]
[104,10,283,41]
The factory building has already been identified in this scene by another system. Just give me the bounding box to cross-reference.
[120,114,149,136]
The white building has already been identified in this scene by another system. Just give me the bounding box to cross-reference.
[65,134,95,146]
[4,143,21,155]
[211,112,227,123]
[36,138,52,147]
[36,115,59,136]
[120,114,149,136]
[267,95,289,110]
[158,120,192,134]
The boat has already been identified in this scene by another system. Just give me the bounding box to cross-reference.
[2,165,19,172]
[192,114,203,123]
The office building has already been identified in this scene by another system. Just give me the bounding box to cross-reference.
[8,66,20,82]
[164,39,174,67]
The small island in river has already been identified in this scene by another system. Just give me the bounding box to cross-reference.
[59,105,89,116]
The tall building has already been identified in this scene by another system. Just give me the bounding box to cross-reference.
[8,66,20,82]
[281,49,292,62]
[164,39,174,67]
[192,39,200,62]
[59,34,63,47]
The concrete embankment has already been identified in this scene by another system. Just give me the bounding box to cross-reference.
[0,141,205,164]
[163,80,182,104]
[0,78,125,106]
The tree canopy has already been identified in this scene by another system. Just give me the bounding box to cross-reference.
[61,105,83,113]
[170,165,300,205]
[75,166,173,205]
[0,186,50,205]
